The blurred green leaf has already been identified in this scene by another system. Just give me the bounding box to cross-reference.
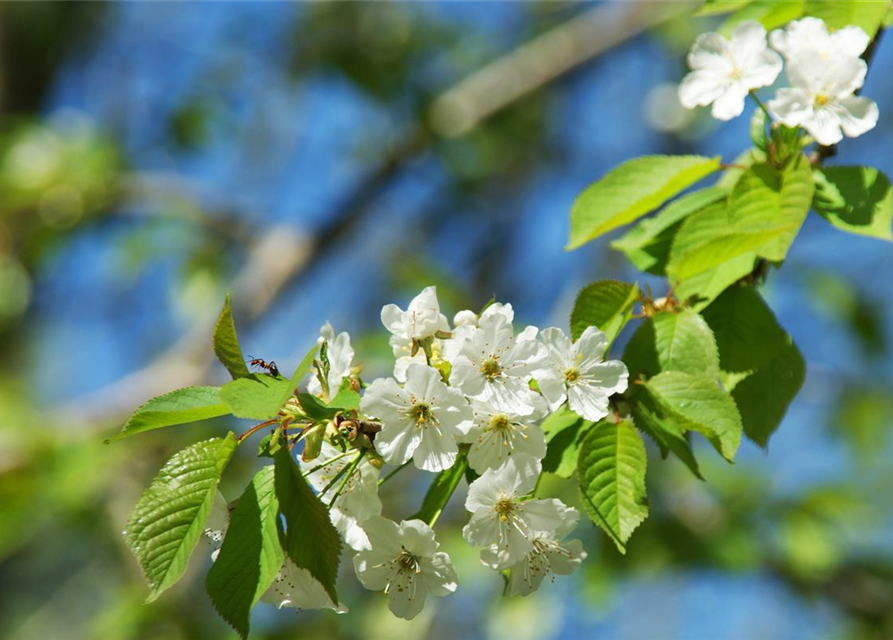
[804,0,889,36]
[813,166,893,241]
[567,155,721,250]
[542,408,591,478]
[612,188,726,275]
[410,450,469,523]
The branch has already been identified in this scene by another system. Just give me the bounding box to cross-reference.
[63,4,682,429]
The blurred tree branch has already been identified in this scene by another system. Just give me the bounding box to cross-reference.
[60,2,689,428]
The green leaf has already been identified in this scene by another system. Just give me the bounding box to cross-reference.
[668,160,814,280]
[703,284,806,447]
[108,386,230,442]
[328,387,361,412]
[645,371,743,461]
[205,466,283,639]
[220,375,291,420]
[805,0,889,36]
[737,158,815,261]
[611,188,726,275]
[631,389,703,480]
[674,252,756,310]
[541,407,592,478]
[732,337,805,447]
[701,286,788,375]
[214,295,250,379]
[125,433,238,603]
[567,155,721,250]
[273,447,341,604]
[719,0,805,33]
[813,167,893,241]
[277,346,318,408]
[623,309,720,381]
[570,280,639,344]
[750,108,769,151]
[694,0,752,17]
[410,450,469,523]
[578,420,649,554]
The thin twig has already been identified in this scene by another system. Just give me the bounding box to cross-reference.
[328,450,366,509]
[377,460,412,486]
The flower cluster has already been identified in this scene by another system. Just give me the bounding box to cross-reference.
[678,18,878,145]
[212,286,627,620]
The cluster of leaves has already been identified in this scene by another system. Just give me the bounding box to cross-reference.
[113,297,359,638]
[559,4,892,550]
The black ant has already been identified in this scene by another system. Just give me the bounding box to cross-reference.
[247,356,279,377]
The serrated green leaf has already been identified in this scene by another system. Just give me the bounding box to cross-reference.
[108,386,230,442]
[578,420,649,553]
[125,433,238,603]
[675,252,756,310]
[273,447,341,604]
[205,466,283,639]
[804,0,889,36]
[214,295,250,379]
[813,166,893,241]
[668,160,814,280]
[631,389,703,480]
[732,337,805,447]
[410,450,469,523]
[567,155,721,249]
[612,188,726,275]
[623,309,720,381]
[645,371,743,461]
[570,280,639,344]
[220,375,291,420]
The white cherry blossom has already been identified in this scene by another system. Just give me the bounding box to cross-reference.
[261,559,347,613]
[360,362,473,472]
[768,55,878,146]
[481,506,586,596]
[308,322,354,399]
[770,17,870,61]
[449,313,546,414]
[534,326,628,422]
[381,285,450,343]
[463,394,549,473]
[353,516,458,620]
[463,455,569,568]
[300,442,382,550]
[678,20,782,121]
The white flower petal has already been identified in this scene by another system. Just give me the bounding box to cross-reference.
[710,83,748,121]
[420,551,458,597]
[767,87,812,127]
[837,95,879,138]
[567,383,611,422]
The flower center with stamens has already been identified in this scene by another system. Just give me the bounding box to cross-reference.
[565,368,580,383]
[495,497,516,522]
[411,403,434,427]
[815,93,829,106]
[480,357,502,379]
[488,414,510,432]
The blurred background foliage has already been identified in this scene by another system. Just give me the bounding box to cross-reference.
[1,3,892,639]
